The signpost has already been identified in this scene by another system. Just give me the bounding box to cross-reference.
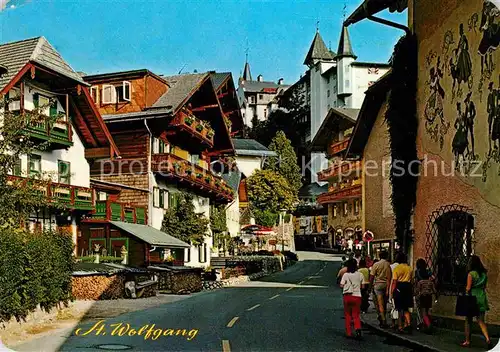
[363,231,374,256]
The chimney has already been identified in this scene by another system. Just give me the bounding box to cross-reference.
[257,74,263,82]
[278,78,284,85]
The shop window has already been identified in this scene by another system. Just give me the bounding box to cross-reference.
[425,205,475,295]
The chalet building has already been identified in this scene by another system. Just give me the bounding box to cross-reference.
[84,69,237,268]
[346,0,500,324]
[310,108,362,248]
[303,27,390,183]
[210,72,244,138]
[237,60,290,128]
[345,72,396,260]
[0,37,118,247]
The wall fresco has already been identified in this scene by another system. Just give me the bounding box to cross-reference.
[421,0,500,187]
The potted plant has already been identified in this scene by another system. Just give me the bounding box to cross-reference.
[196,173,203,180]
[165,254,175,266]
[204,175,211,184]
[184,115,194,126]
[207,128,215,139]
[195,122,204,133]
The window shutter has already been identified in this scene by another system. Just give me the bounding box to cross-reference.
[50,100,58,117]
[159,140,164,154]
[14,158,22,176]
[163,190,169,209]
[33,94,39,108]
[198,245,202,262]
[123,81,131,101]
[153,188,160,207]
[159,189,164,208]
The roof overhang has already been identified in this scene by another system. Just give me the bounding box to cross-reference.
[310,108,359,152]
[110,221,190,248]
[344,0,408,26]
[346,71,392,158]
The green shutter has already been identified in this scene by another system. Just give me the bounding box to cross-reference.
[50,100,58,117]
[159,189,164,208]
[33,94,39,108]
[14,158,22,176]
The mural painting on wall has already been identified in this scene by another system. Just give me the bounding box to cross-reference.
[423,0,500,181]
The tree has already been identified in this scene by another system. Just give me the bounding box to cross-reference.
[265,131,302,194]
[210,204,229,254]
[253,209,279,228]
[161,193,209,245]
[246,169,297,215]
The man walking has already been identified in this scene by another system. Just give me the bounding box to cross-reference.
[370,250,392,328]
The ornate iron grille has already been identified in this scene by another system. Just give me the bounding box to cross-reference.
[425,204,475,296]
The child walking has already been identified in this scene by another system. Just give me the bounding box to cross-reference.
[340,259,366,339]
[415,269,436,332]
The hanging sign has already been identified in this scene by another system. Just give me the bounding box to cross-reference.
[363,230,374,242]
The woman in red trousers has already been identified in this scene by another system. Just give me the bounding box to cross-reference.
[340,259,366,339]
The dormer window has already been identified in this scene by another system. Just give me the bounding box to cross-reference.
[90,86,99,104]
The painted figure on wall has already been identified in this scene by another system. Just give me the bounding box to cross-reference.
[492,79,500,153]
[450,24,473,98]
[464,92,477,158]
[487,81,498,153]
[478,0,500,76]
[453,102,469,168]
[425,57,449,149]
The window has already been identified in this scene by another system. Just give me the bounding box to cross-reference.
[152,138,170,154]
[191,154,200,165]
[50,99,58,118]
[345,65,350,73]
[326,77,330,84]
[343,202,349,216]
[259,94,264,101]
[102,84,117,104]
[354,199,360,215]
[264,108,267,119]
[29,154,41,176]
[58,161,71,184]
[199,243,207,263]
[327,90,330,98]
[153,187,160,208]
[333,204,338,218]
[345,80,350,88]
[122,81,131,102]
[250,96,256,104]
[98,192,107,201]
[90,86,99,103]
[425,205,475,294]
[169,193,179,209]
[185,247,191,262]
[11,158,22,176]
[33,94,51,116]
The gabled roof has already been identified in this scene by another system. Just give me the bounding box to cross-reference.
[233,138,277,157]
[336,26,357,59]
[344,0,408,26]
[0,36,86,93]
[110,221,190,248]
[152,73,208,113]
[83,69,168,85]
[211,72,231,91]
[311,108,360,152]
[303,31,335,66]
[346,71,392,158]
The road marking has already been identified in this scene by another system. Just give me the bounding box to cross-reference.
[222,340,231,352]
[319,268,324,272]
[246,304,261,311]
[286,287,294,291]
[298,280,305,284]
[269,294,280,300]
[226,317,239,328]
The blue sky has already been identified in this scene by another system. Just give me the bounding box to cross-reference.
[0,0,406,84]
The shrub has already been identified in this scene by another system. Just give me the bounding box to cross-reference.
[78,256,123,264]
[0,229,74,323]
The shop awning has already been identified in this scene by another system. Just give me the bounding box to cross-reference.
[110,221,190,248]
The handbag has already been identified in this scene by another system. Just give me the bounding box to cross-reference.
[455,293,479,317]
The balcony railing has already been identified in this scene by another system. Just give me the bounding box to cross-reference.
[87,200,147,225]
[152,153,234,202]
[7,175,93,210]
[317,184,362,205]
[317,161,361,182]
[9,110,73,148]
[327,138,350,157]
[170,110,215,147]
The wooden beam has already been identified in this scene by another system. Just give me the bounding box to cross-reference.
[0,63,33,95]
[191,104,219,112]
[69,96,99,147]
[30,66,35,79]
[217,92,229,99]
[20,81,25,113]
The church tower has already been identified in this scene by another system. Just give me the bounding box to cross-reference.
[336,25,357,106]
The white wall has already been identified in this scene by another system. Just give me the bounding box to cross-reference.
[11,85,90,188]
[352,65,389,109]
[235,155,264,178]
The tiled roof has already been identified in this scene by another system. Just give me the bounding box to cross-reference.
[102,108,172,122]
[210,72,231,91]
[151,73,208,112]
[240,80,290,93]
[221,171,241,193]
[311,108,360,152]
[303,31,335,65]
[233,138,277,157]
[0,36,86,92]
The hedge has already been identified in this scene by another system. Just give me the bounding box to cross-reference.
[77,256,123,264]
[0,229,74,323]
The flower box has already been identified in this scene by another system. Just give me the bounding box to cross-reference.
[204,176,211,184]
[184,116,194,126]
[195,124,204,133]
[207,129,215,139]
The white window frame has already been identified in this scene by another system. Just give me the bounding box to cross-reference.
[102,84,117,104]
[163,190,169,210]
[90,86,99,104]
[152,138,160,154]
[122,81,131,102]
[153,187,160,208]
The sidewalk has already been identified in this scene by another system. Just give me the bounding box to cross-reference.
[361,309,499,352]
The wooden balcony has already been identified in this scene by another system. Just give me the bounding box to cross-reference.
[9,110,73,149]
[164,109,214,149]
[7,175,93,210]
[84,200,147,225]
[317,184,362,205]
[152,153,234,202]
[327,138,350,157]
[317,161,361,182]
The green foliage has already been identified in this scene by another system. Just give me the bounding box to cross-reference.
[253,209,278,227]
[0,229,73,323]
[386,34,419,253]
[210,205,230,253]
[161,193,210,246]
[265,131,302,194]
[246,169,297,214]
[78,256,123,263]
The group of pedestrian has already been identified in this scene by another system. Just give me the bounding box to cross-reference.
[337,250,492,348]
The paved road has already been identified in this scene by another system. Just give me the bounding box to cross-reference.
[17,251,414,352]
